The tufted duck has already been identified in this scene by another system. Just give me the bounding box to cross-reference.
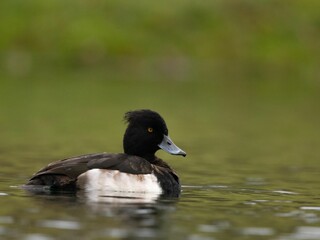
[26,109,186,196]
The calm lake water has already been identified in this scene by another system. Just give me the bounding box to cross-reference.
[1,79,320,240]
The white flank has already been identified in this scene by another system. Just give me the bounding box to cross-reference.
[77,169,162,194]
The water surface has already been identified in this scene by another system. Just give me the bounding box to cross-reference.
[0,79,320,240]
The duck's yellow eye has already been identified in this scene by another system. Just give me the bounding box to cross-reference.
[147,127,153,133]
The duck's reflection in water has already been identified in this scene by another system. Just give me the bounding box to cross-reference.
[24,187,178,239]
[78,189,162,204]
[79,189,178,239]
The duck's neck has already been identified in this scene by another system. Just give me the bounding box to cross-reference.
[141,153,157,163]
[124,150,157,163]
[125,152,157,163]
[123,130,158,162]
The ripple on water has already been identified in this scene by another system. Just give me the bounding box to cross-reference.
[101,229,128,238]
[24,233,55,240]
[0,226,7,235]
[278,226,320,240]
[198,221,230,233]
[240,227,275,236]
[0,216,13,224]
[301,206,320,211]
[272,190,298,195]
[38,220,81,230]
[187,234,215,240]
[182,185,228,189]
[276,210,320,224]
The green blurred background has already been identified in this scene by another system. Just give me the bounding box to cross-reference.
[1,0,319,83]
[0,0,319,184]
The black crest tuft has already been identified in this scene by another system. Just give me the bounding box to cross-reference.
[124,109,168,134]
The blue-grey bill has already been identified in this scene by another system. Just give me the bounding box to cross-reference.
[158,135,186,157]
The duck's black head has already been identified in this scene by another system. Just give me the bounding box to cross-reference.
[123,109,186,161]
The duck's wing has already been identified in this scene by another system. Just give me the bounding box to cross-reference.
[26,153,153,189]
[87,154,153,174]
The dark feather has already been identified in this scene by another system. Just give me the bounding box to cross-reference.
[88,154,153,174]
[29,153,105,180]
